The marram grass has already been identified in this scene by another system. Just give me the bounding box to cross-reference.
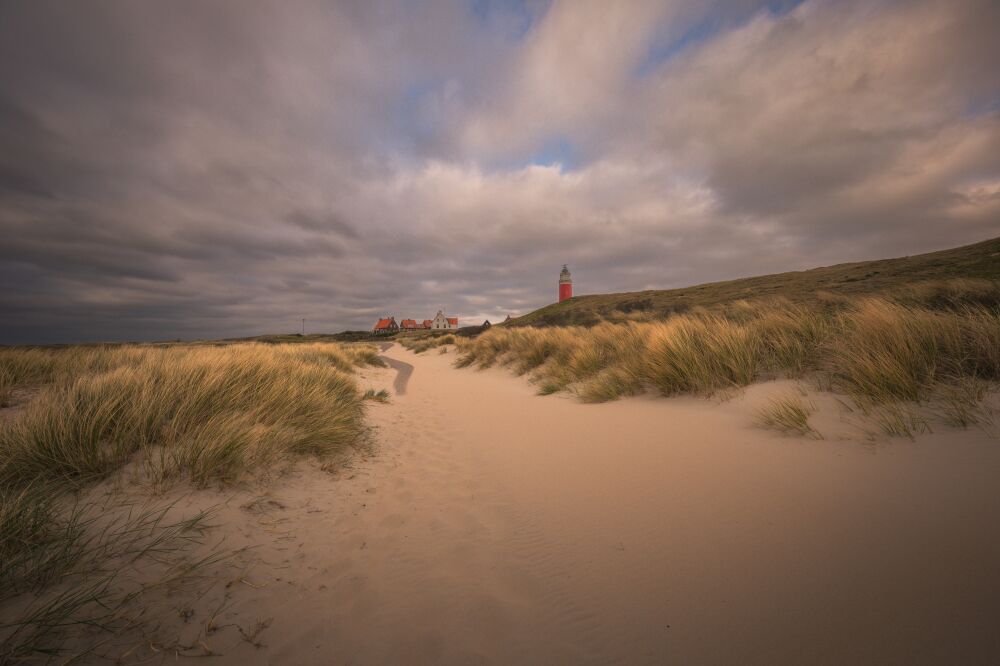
[755,395,821,439]
[455,293,1000,415]
[363,388,391,403]
[398,333,457,354]
[0,342,379,488]
[0,492,220,662]
[0,341,380,660]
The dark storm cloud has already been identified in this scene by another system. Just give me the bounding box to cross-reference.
[1,0,998,344]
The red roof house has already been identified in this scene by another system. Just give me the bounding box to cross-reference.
[372,317,398,335]
[400,319,421,330]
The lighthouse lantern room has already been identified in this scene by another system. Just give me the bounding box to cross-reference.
[558,265,573,302]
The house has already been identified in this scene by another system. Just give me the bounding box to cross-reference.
[372,316,399,335]
[430,310,458,330]
[378,312,457,332]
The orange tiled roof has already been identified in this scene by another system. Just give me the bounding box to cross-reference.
[373,318,395,330]
[447,318,458,325]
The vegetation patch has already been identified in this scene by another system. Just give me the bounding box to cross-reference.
[0,343,380,488]
[363,388,391,403]
[0,341,381,660]
[756,396,821,438]
[0,489,222,662]
[0,368,12,408]
[398,333,456,354]
[505,236,1000,328]
[455,286,1000,438]
[867,403,933,440]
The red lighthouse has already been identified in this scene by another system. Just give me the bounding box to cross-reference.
[558,265,573,302]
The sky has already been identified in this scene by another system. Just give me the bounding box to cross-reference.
[1,0,998,344]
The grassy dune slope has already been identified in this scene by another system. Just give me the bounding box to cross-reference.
[456,234,1000,436]
[511,235,1000,327]
[454,294,1000,438]
[0,341,383,661]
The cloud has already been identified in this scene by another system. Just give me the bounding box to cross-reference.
[0,0,997,343]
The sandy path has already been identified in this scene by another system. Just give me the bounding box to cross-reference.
[202,343,1000,665]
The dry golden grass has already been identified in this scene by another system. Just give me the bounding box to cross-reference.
[0,487,221,662]
[756,396,821,438]
[0,343,378,488]
[0,341,380,660]
[510,236,1000,327]
[935,379,993,429]
[866,403,933,440]
[363,388,391,403]
[0,363,15,406]
[398,333,457,354]
[455,294,1000,425]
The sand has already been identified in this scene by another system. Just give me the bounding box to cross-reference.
[31,343,1000,663]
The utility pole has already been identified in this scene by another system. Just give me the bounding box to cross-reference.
[301,318,306,336]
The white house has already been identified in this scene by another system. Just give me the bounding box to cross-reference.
[431,310,458,330]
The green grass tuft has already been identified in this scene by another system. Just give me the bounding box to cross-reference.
[362,388,391,403]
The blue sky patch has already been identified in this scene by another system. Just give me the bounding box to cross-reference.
[469,0,538,41]
[636,0,809,77]
[528,136,579,171]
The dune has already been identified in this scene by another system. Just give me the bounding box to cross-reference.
[84,342,999,664]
